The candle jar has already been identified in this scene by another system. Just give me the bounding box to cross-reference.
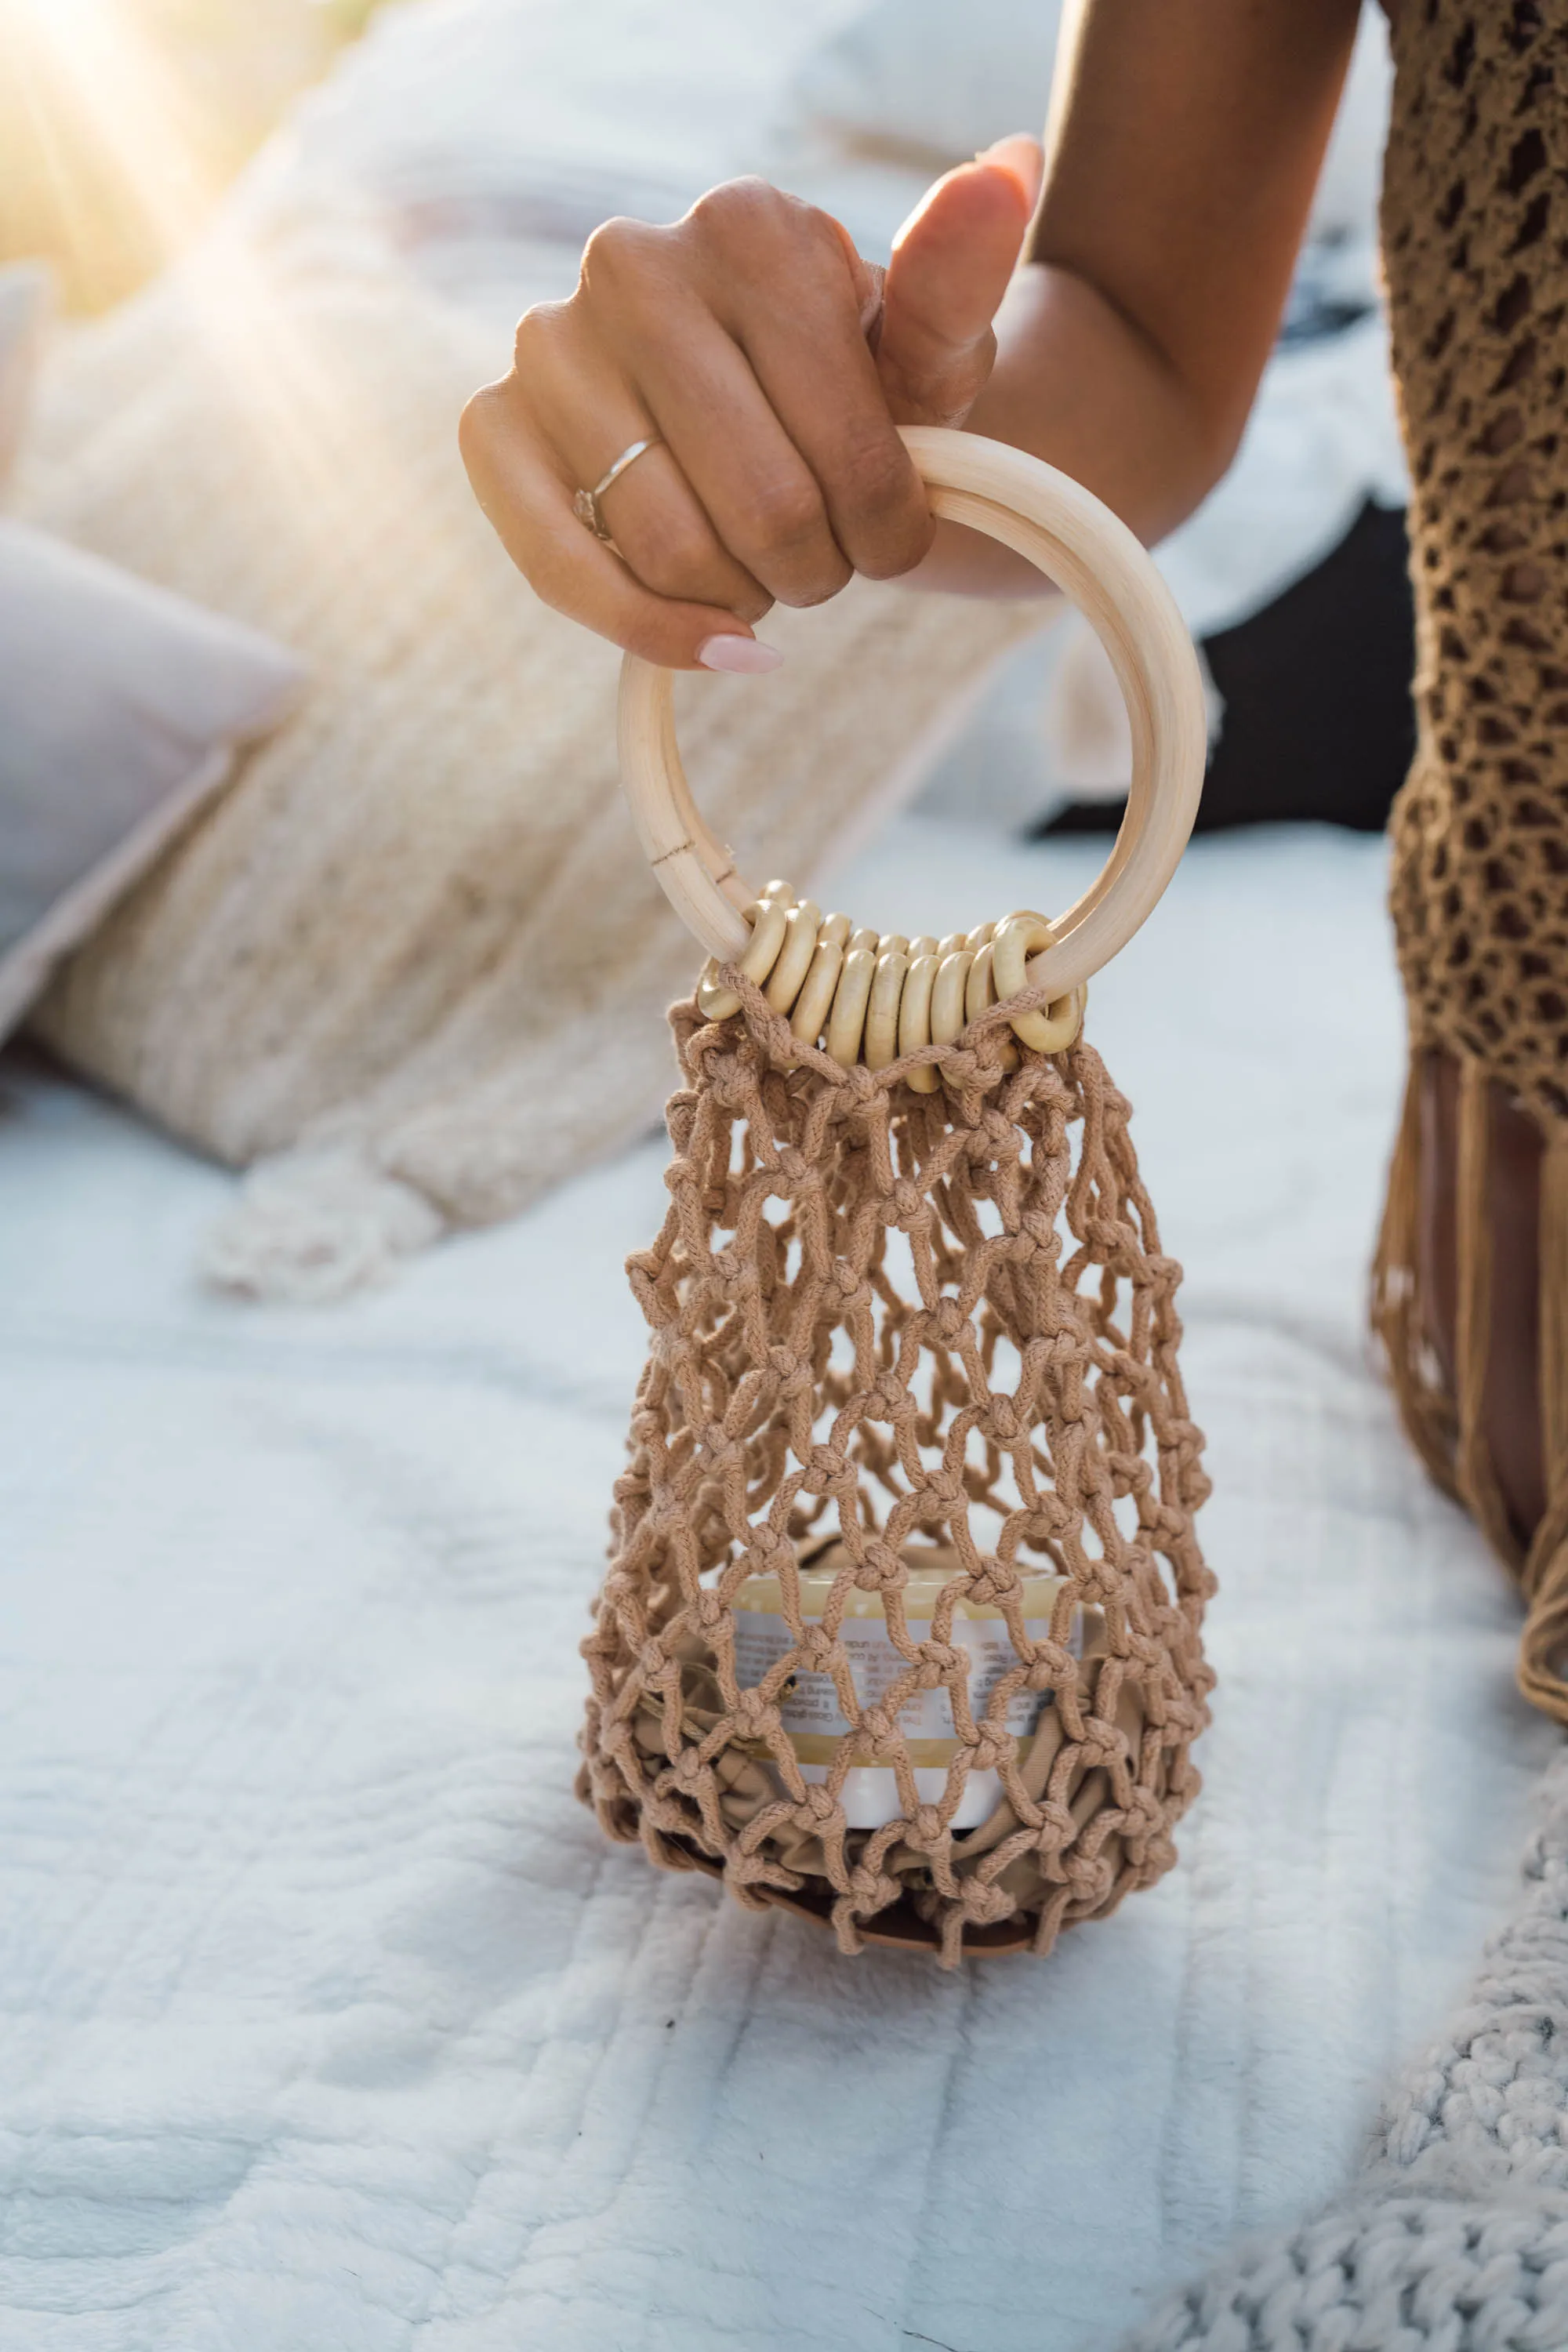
[729,1542,1090,1831]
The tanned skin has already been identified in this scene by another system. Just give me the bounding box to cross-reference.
[460,0,1363,663]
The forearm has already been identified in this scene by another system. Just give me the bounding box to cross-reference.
[911,262,1236,596]
[915,0,1363,598]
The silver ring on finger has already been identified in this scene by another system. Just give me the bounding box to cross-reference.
[573,434,662,541]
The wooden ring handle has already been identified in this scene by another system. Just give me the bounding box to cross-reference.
[618,426,1207,999]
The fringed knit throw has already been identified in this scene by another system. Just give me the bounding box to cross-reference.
[578,982,1213,1965]
[1117,1743,1568,2352]
[1374,0,1568,1717]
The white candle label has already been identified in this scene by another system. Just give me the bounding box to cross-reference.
[730,1604,1071,1762]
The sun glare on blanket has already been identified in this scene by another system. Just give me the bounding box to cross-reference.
[1,0,222,307]
[8,0,101,38]
[18,0,103,38]
[0,0,367,311]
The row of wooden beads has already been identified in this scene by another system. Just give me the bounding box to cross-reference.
[696,880,1086,1087]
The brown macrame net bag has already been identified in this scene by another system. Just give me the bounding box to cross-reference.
[1372,0,1568,1717]
[577,979,1214,1962]
[575,429,1218,1962]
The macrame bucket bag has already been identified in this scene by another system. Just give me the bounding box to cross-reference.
[579,429,1216,1963]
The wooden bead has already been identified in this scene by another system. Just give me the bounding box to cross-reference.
[993,913,1051,974]
[696,959,739,1020]
[908,935,938,961]
[697,895,792,1018]
[819,913,853,950]
[965,942,996,1022]
[964,922,994,954]
[864,950,909,1070]
[899,954,940,1093]
[963,944,1018,1073]
[765,898,822,1013]
[931,950,972,1052]
[848,927,880,957]
[993,913,1084,1053]
[826,946,877,1067]
[1022,983,1087,1054]
[789,936,844,1044]
[741,895,791,979]
[877,933,909,961]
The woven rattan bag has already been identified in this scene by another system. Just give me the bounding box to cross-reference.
[579,431,1215,1963]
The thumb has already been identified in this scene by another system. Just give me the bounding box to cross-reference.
[877,134,1043,427]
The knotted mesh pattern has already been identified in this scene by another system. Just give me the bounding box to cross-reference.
[1382,0,1568,1123]
[579,981,1213,1963]
[1372,0,1568,1723]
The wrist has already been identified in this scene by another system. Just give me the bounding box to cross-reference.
[899,263,1233,598]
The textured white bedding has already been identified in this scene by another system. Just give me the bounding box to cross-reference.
[0,818,1553,2351]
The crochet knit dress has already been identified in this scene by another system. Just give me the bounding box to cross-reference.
[1374,0,1568,1718]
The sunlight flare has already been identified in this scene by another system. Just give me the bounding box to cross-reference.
[3,0,223,274]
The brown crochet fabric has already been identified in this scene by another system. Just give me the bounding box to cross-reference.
[1381,0,1568,1117]
[578,978,1213,1964]
[1374,0,1568,1715]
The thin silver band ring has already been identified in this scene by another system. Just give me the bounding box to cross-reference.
[573,434,662,541]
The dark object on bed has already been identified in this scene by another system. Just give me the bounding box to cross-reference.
[1041,499,1416,837]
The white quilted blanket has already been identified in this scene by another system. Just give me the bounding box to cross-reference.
[0,818,1554,2351]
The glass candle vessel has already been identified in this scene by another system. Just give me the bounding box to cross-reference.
[730,1544,1079,1831]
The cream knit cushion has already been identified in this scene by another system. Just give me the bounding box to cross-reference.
[13,229,1044,1297]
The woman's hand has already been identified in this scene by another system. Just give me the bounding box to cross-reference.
[459,138,1042,672]
[463,0,1367,665]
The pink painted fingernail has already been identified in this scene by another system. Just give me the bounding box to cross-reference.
[696,634,784,675]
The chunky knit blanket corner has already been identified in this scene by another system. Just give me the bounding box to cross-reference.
[1121,1744,1568,2351]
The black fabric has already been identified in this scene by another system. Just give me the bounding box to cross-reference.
[1040,499,1416,837]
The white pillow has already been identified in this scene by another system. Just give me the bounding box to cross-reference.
[0,262,52,488]
[0,521,305,1042]
[793,0,1062,165]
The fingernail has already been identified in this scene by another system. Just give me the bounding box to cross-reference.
[974,133,1044,210]
[696,635,784,675]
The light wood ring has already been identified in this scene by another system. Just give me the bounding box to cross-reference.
[993,914,1082,1053]
[618,426,1208,998]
